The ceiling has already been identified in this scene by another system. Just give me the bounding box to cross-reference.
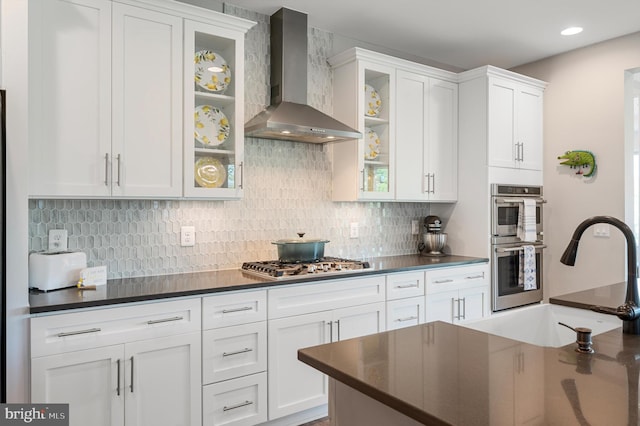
[227,0,640,71]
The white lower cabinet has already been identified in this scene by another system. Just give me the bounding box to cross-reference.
[32,345,124,426]
[267,276,386,421]
[203,372,267,426]
[31,332,201,426]
[386,271,426,330]
[425,263,490,324]
[201,290,268,426]
[30,299,202,426]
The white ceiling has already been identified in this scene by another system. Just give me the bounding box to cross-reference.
[227,0,640,70]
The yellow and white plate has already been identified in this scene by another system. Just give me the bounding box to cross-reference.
[364,127,381,160]
[194,50,231,93]
[194,105,230,146]
[194,157,227,188]
[364,84,382,117]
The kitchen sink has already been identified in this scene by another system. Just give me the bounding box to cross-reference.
[461,303,621,347]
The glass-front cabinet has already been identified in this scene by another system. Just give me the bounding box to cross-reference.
[330,49,396,201]
[183,19,250,199]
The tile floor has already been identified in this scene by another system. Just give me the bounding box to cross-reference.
[300,417,329,426]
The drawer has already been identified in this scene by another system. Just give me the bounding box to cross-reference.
[426,264,489,294]
[203,372,267,426]
[31,298,201,358]
[386,271,425,300]
[203,322,267,384]
[386,296,425,330]
[268,275,386,319]
[203,290,267,329]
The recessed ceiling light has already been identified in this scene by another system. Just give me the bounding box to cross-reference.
[561,27,583,36]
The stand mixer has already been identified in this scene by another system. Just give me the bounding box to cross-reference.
[419,215,448,256]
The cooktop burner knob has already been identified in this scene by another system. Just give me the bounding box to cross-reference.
[307,264,316,273]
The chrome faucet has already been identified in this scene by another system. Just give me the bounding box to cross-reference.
[560,215,640,335]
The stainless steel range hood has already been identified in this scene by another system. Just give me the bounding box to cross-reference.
[244,8,361,143]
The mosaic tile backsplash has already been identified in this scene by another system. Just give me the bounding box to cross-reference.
[27,5,431,279]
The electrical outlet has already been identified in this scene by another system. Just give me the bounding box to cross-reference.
[180,226,196,247]
[48,229,68,251]
[411,220,419,235]
[593,225,610,238]
[350,222,359,239]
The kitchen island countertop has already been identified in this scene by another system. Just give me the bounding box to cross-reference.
[29,254,487,314]
[299,282,637,425]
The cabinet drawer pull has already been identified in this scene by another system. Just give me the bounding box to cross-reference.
[433,279,453,284]
[146,316,183,325]
[222,348,253,357]
[395,283,418,289]
[465,274,484,280]
[395,316,418,322]
[238,161,244,189]
[221,306,253,314]
[57,327,101,338]
[223,400,253,412]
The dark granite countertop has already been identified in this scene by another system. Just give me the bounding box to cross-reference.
[550,282,626,310]
[299,320,637,425]
[29,254,488,314]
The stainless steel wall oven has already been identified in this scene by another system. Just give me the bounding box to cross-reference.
[491,184,545,311]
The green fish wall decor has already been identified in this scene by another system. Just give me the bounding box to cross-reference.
[557,150,597,177]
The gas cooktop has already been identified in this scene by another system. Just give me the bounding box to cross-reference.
[241,257,371,280]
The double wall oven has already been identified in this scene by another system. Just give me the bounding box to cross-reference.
[491,184,545,311]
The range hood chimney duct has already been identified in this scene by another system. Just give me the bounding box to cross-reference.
[244,8,361,143]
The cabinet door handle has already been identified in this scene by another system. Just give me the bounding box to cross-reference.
[431,173,436,194]
[327,321,333,342]
[336,319,341,341]
[223,400,253,412]
[395,283,419,289]
[104,153,109,186]
[116,154,121,186]
[129,356,134,393]
[222,348,253,357]
[57,327,101,338]
[147,316,183,325]
[452,298,459,320]
[222,306,253,314]
[116,359,121,396]
[433,279,453,284]
[238,161,244,189]
[360,169,366,192]
[395,315,418,322]
[461,297,466,320]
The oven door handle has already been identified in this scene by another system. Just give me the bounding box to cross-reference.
[495,197,547,204]
[496,245,547,253]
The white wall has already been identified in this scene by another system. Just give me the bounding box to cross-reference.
[513,32,640,298]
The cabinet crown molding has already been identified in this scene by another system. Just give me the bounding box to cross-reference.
[458,65,547,89]
[329,47,458,83]
[115,0,256,32]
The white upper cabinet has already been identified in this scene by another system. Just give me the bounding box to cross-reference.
[29,0,113,198]
[486,73,545,171]
[182,19,249,199]
[28,0,254,199]
[331,50,396,201]
[330,48,458,202]
[396,71,458,202]
[111,3,183,198]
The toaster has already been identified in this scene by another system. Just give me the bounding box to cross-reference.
[29,251,87,291]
